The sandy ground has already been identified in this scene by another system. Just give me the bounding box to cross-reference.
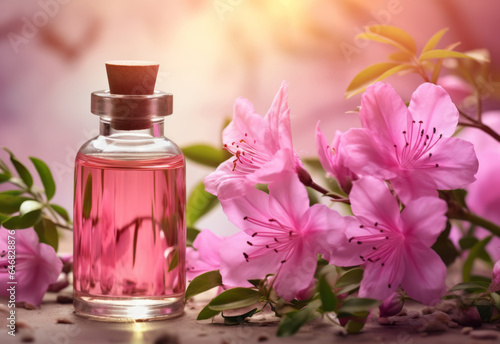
[1,290,499,344]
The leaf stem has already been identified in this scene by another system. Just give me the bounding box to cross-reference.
[451,212,500,238]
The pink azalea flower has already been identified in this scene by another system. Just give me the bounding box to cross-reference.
[335,177,448,305]
[342,82,478,202]
[218,172,347,301]
[204,82,300,199]
[460,111,500,261]
[316,122,358,193]
[186,229,224,280]
[490,260,500,292]
[0,227,63,306]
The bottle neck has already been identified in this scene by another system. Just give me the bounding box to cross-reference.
[99,118,165,138]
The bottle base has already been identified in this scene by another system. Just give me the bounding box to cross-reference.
[73,292,185,322]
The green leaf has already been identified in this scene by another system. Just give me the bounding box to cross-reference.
[449,282,489,293]
[3,148,33,189]
[222,308,258,325]
[34,218,59,251]
[208,288,261,311]
[197,304,221,320]
[29,157,56,200]
[335,268,364,294]
[419,49,489,62]
[337,298,379,315]
[19,200,43,217]
[168,248,179,272]
[344,317,368,334]
[463,236,492,282]
[318,275,337,312]
[422,28,449,54]
[345,63,413,98]
[185,270,223,301]
[0,174,10,184]
[50,204,70,222]
[186,181,219,227]
[0,158,11,176]
[358,25,417,54]
[183,144,228,168]
[0,194,31,214]
[459,236,478,250]
[82,174,93,219]
[2,211,41,229]
[432,221,458,266]
[0,213,10,223]
[0,190,24,196]
[186,226,201,247]
[277,299,321,337]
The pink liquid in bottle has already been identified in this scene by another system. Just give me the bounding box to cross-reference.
[73,153,186,320]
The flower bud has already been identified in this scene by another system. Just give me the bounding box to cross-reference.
[379,292,404,317]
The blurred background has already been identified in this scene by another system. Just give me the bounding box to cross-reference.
[1,0,499,241]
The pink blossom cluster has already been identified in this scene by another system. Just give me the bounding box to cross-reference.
[191,81,481,305]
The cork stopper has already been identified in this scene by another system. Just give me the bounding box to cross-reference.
[105,61,159,95]
[92,60,172,130]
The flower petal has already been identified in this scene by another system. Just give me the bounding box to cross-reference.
[349,177,401,230]
[272,242,316,301]
[224,97,277,153]
[342,128,399,180]
[390,170,439,203]
[360,82,409,148]
[408,83,459,138]
[358,245,405,302]
[401,243,446,305]
[315,122,335,177]
[219,231,282,287]
[416,137,478,190]
[267,173,310,230]
[192,229,224,267]
[203,159,253,199]
[265,81,293,150]
[219,186,271,233]
[401,197,448,247]
[303,203,347,257]
[327,216,372,266]
[249,148,295,184]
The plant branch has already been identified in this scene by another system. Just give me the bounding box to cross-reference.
[451,211,500,238]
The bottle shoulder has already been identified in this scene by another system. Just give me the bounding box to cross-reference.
[78,134,183,161]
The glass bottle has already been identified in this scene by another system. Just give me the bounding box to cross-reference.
[73,62,186,321]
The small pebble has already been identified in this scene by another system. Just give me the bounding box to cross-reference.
[422,306,435,315]
[387,315,409,325]
[334,327,348,336]
[56,295,73,304]
[378,317,391,325]
[23,303,36,310]
[407,311,420,319]
[257,335,269,342]
[17,321,31,329]
[154,334,179,344]
[469,330,499,340]
[21,334,34,343]
[56,318,74,324]
[461,327,473,335]
[447,321,458,328]
[0,305,9,314]
[398,308,408,316]
[432,311,451,323]
[435,302,455,314]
